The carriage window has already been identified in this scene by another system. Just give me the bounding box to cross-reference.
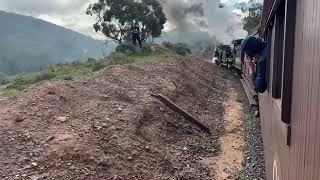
[281,0,297,124]
[265,23,273,92]
[272,3,285,99]
[266,0,295,125]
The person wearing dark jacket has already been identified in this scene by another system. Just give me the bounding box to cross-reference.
[241,36,268,93]
[131,24,142,48]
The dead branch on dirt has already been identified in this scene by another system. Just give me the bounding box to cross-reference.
[151,93,211,135]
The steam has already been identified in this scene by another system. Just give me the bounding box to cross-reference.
[161,0,247,44]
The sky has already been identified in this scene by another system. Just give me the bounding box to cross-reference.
[0,0,250,41]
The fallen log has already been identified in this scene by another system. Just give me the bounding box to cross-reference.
[151,94,211,135]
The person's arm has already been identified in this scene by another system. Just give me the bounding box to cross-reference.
[252,58,267,93]
[246,57,267,93]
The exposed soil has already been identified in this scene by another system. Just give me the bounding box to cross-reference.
[0,55,234,180]
[201,75,245,180]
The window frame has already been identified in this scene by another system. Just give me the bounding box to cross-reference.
[271,2,285,100]
[281,0,297,124]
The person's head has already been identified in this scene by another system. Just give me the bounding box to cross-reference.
[241,36,266,60]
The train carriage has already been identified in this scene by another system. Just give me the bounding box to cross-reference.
[231,39,244,71]
[217,0,320,178]
[254,0,320,179]
[214,45,233,68]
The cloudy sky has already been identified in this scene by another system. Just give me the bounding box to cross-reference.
[0,0,249,40]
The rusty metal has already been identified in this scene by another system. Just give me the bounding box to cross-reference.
[151,94,211,135]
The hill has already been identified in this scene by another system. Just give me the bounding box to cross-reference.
[0,11,116,77]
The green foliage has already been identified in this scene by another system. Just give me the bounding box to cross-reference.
[87,57,97,63]
[141,45,152,55]
[162,41,174,49]
[116,43,153,55]
[92,61,106,71]
[86,0,167,43]
[34,72,56,82]
[162,42,191,56]
[116,43,136,54]
[236,0,263,33]
[174,43,191,56]
[64,76,74,80]
[0,79,10,85]
[0,72,10,85]
[107,53,133,65]
[5,44,181,96]
[5,59,106,96]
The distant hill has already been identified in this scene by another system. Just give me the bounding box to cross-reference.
[0,11,116,76]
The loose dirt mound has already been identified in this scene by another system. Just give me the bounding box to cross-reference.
[0,56,228,179]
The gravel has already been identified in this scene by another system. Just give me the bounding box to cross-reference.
[239,91,266,179]
[213,67,266,180]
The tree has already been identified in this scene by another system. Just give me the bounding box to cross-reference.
[236,0,263,34]
[86,0,167,44]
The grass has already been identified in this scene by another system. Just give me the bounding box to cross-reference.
[129,52,178,64]
[5,60,105,96]
[5,48,179,96]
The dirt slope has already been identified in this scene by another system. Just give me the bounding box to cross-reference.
[0,56,231,179]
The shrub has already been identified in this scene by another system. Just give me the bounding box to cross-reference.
[7,77,31,91]
[92,62,105,71]
[64,76,74,80]
[174,43,191,56]
[34,72,56,83]
[0,76,10,85]
[107,52,133,65]
[71,60,81,66]
[141,45,152,55]
[162,42,191,56]
[116,43,136,54]
[162,41,174,49]
[87,57,97,63]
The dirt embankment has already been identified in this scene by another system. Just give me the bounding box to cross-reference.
[0,56,241,179]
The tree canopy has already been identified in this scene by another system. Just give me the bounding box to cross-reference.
[236,0,263,34]
[86,0,167,44]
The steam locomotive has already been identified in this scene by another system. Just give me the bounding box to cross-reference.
[214,39,244,72]
[214,39,258,105]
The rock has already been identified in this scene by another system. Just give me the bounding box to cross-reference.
[23,165,32,170]
[31,162,38,167]
[48,91,56,95]
[117,107,123,112]
[14,116,25,123]
[67,162,72,166]
[182,147,188,151]
[29,175,40,180]
[57,116,67,122]
[45,136,55,142]
[101,123,108,128]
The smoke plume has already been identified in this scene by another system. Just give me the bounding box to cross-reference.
[161,0,247,44]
